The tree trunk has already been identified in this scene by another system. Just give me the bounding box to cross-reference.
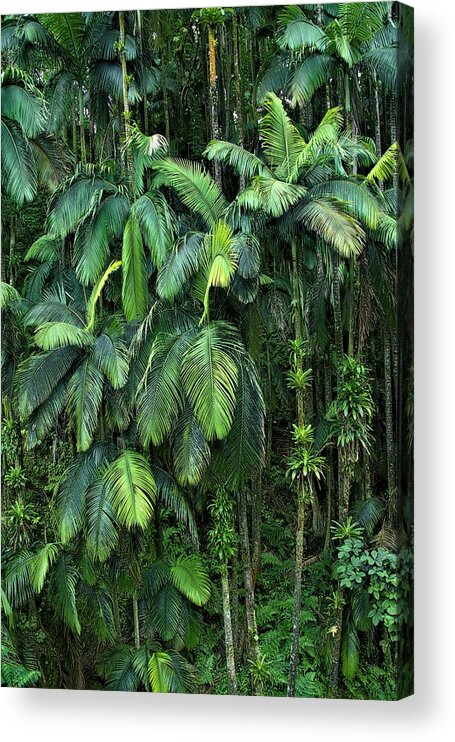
[288,484,305,697]
[230,554,239,668]
[384,330,396,493]
[220,563,237,694]
[288,236,308,696]
[119,11,132,178]
[238,493,260,673]
[232,11,246,189]
[208,24,222,187]
[132,594,140,650]
[78,86,86,165]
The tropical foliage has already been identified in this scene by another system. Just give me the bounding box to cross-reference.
[1,3,413,700]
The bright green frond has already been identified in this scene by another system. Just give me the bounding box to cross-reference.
[137,328,192,447]
[297,196,365,257]
[181,321,241,441]
[152,158,228,227]
[171,405,211,486]
[29,543,59,593]
[67,358,104,452]
[260,92,306,178]
[104,450,156,529]
[133,190,175,269]
[122,214,148,321]
[203,140,270,180]
[34,322,93,350]
[277,5,326,51]
[170,555,211,606]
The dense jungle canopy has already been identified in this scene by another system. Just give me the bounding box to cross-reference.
[1,2,413,699]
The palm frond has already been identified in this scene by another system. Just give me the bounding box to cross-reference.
[103,450,156,529]
[67,358,104,452]
[34,322,92,350]
[74,194,129,286]
[260,93,306,178]
[147,651,174,692]
[277,5,326,51]
[29,543,59,593]
[221,354,265,489]
[86,476,118,562]
[181,321,241,441]
[24,234,62,264]
[55,442,115,544]
[85,259,122,332]
[156,232,203,302]
[18,346,79,418]
[52,553,81,634]
[122,214,148,321]
[137,328,193,447]
[203,140,270,180]
[1,118,37,204]
[48,176,116,239]
[308,179,380,229]
[289,54,337,107]
[152,158,228,228]
[171,404,211,486]
[170,555,211,606]
[1,82,45,137]
[297,196,365,257]
[132,190,175,269]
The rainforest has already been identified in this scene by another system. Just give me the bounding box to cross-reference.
[1,3,414,700]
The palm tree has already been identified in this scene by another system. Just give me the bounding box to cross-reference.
[205,91,384,694]
[262,3,395,135]
[1,66,67,205]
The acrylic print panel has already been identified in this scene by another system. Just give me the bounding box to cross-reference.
[0,2,413,700]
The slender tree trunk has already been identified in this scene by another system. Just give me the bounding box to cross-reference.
[163,85,171,144]
[324,365,334,552]
[230,554,239,668]
[288,236,307,696]
[8,215,16,286]
[333,252,344,360]
[384,330,396,493]
[78,86,86,166]
[238,493,260,672]
[119,11,132,179]
[132,594,140,650]
[372,69,382,156]
[220,563,237,694]
[232,11,246,189]
[136,10,149,135]
[208,24,222,187]
[288,482,305,697]
[251,475,262,585]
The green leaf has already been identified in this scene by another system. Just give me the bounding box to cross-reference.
[260,92,306,178]
[104,450,156,529]
[181,321,241,441]
[133,190,175,269]
[53,553,81,634]
[29,543,59,593]
[147,652,173,693]
[86,476,118,562]
[153,158,228,228]
[34,322,93,350]
[56,443,116,544]
[122,214,148,321]
[170,555,211,606]
[172,405,211,486]
[67,358,104,452]
[137,328,193,447]
[203,140,270,180]
[1,118,36,204]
